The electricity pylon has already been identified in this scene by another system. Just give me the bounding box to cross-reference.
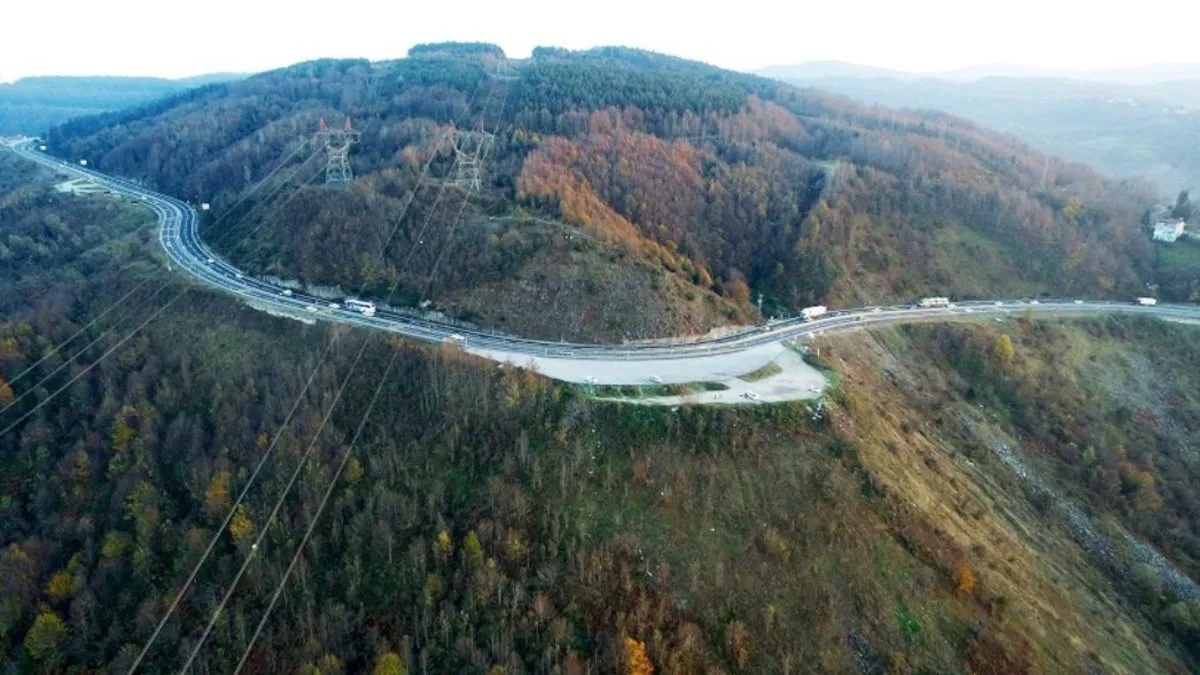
[493,59,519,81]
[315,118,360,185]
[446,127,494,192]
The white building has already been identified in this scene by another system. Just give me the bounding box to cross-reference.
[1154,219,1186,243]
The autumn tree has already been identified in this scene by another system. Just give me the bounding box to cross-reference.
[726,620,751,669]
[229,504,254,541]
[45,571,75,603]
[346,457,364,484]
[23,611,68,663]
[205,470,231,516]
[955,561,976,595]
[725,279,751,304]
[0,375,13,405]
[433,529,453,563]
[373,652,407,675]
[623,637,654,675]
[992,333,1015,366]
[463,530,484,567]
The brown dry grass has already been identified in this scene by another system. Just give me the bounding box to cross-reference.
[822,329,1188,673]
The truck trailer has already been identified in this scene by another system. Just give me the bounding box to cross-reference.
[801,305,828,321]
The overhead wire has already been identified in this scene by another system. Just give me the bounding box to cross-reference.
[0,140,317,425]
[228,72,513,673]
[1,136,310,386]
[123,139,360,667]
[141,92,467,672]
[179,144,456,672]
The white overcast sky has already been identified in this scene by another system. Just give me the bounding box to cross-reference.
[2,0,1198,82]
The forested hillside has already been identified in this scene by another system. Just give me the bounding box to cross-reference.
[0,74,239,136]
[1,152,1197,672]
[44,45,1159,341]
[770,74,1200,199]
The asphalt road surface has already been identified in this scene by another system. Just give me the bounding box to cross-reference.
[9,139,1200,388]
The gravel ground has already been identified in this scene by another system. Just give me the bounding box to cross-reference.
[595,349,828,406]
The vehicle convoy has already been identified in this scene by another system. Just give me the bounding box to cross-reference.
[918,297,951,308]
[1136,297,1158,306]
[801,305,828,321]
[344,298,376,316]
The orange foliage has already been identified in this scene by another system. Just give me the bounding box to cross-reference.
[0,375,12,406]
[623,637,654,675]
[516,123,711,280]
[955,561,976,595]
[725,279,751,304]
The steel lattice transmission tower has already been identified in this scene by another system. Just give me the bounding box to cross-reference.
[446,127,495,192]
[315,118,361,185]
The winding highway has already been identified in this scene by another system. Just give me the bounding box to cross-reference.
[8,138,1200,389]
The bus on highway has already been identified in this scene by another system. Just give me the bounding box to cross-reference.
[344,299,377,316]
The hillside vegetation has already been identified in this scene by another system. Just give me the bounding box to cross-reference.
[769,74,1200,198]
[43,45,1159,340]
[1,158,1197,672]
[820,316,1200,669]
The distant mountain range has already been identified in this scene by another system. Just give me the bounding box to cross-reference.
[0,73,242,135]
[756,60,1200,86]
[757,61,1200,196]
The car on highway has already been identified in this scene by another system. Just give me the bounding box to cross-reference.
[306,305,318,312]
[1074,299,1083,304]
[328,302,341,309]
[741,390,760,401]
[649,375,663,384]
[205,257,215,265]
[1030,300,1040,305]
[235,272,244,280]
[281,289,293,297]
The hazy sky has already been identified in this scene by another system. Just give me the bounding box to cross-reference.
[2,0,1198,82]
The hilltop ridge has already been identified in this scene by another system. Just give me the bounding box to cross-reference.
[44,44,1158,341]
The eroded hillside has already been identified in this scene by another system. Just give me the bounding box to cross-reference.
[817,316,1200,671]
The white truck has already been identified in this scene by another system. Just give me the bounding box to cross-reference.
[801,305,828,321]
[1135,297,1158,306]
[344,298,376,316]
[918,297,951,308]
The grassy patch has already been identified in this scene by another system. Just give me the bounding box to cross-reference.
[738,361,782,382]
[1156,239,1200,273]
[587,380,729,399]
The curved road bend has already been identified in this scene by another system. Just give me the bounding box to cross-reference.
[9,139,1200,388]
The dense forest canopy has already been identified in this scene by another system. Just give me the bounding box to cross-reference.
[42,44,1163,341]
